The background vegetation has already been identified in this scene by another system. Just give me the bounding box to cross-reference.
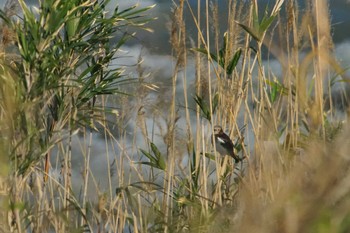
[0,0,349,232]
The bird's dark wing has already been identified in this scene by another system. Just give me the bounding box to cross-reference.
[216,133,242,163]
[216,133,234,149]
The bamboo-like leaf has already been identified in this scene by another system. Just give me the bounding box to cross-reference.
[204,153,215,161]
[252,6,260,30]
[190,149,200,193]
[212,93,219,114]
[194,94,211,122]
[259,15,276,33]
[129,181,163,193]
[150,142,166,170]
[0,10,11,24]
[227,49,242,75]
[271,81,278,103]
[192,48,218,63]
[236,22,261,42]
[265,79,288,103]
[116,4,156,18]
[139,143,166,171]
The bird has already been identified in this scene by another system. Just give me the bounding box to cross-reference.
[212,125,241,163]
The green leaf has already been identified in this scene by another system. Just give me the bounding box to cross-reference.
[204,153,215,160]
[150,142,166,170]
[0,10,11,25]
[237,22,261,42]
[139,149,156,164]
[192,48,218,63]
[259,15,276,33]
[252,6,260,30]
[139,143,166,171]
[129,181,163,193]
[265,79,288,103]
[194,94,211,122]
[330,66,350,87]
[226,49,242,75]
[237,5,277,42]
[271,81,278,103]
[190,148,200,191]
[212,93,219,114]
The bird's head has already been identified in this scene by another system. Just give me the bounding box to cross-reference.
[213,125,223,135]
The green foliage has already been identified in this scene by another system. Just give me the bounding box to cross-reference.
[194,93,218,122]
[265,79,288,103]
[193,32,242,77]
[189,148,200,194]
[0,1,155,230]
[0,0,154,175]
[139,142,167,171]
[237,5,277,42]
[330,66,350,87]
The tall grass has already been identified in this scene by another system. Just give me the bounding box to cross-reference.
[0,0,349,232]
[0,0,155,232]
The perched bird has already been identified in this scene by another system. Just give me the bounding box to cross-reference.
[212,125,241,163]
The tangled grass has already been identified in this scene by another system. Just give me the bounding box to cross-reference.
[0,0,349,232]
